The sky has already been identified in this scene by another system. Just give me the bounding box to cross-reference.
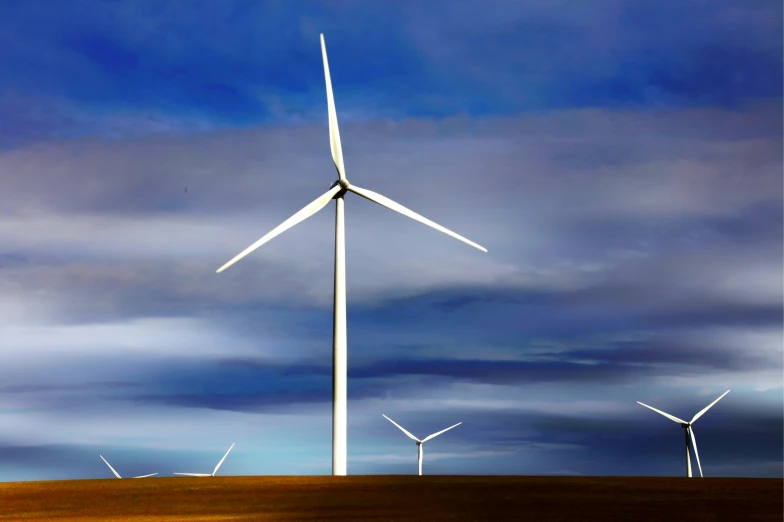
[0,0,781,481]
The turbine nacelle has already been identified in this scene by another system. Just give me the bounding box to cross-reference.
[329,178,350,199]
[680,423,691,429]
[329,178,350,189]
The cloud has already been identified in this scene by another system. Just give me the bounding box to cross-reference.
[1,317,264,362]
[0,382,140,394]
[0,106,779,327]
[0,1,780,480]
[351,449,526,464]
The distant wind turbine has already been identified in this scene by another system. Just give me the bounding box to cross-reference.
[99,455,157,479]
[637,390,730,477]
[173,443,235,477]
[216,34,487,476]
[383,414,462,475]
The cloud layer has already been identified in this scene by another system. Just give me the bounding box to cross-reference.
[0,0,781,480]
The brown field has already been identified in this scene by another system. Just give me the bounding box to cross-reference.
[0,475,780,521]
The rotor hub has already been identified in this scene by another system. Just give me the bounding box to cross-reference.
[338,178,350,189]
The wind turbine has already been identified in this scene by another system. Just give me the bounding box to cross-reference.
[173,443,235,477]
[216,34,487,476]
[637,390,730,477]
[383,414,462,476]
[99,455,158,479]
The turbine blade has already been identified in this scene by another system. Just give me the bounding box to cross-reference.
[132,473,158,478]
[216,186,341,273]
[382,414,421,442]
[636,401,687,424]
[689,427,704,478]
[422,422,462,442]
[100,455,122,479]
[320,34,345,181]
[348,185,487,253]
[212,442,235,476]
[173,473,211,477]
[690,390,730,424]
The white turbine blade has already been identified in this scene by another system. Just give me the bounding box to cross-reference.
[100,455,122,479]
[690,390,730,424]
[636,401,687,424]
[217,186,341,273]
[173,473,211,477]
[132,473,158,478]
[422,422,462,442]
[382,414,421,442]
[689,427,704,478]
[212,443,235,476]
[320,33,345,181]
[348,185,487,253]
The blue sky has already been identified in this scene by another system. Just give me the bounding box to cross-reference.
[0,0,781,481]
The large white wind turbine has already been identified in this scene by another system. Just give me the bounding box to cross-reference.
[173,443,235,477]
[216,34,487,476]
[637,390,730,477]
[382,414,462,476]
[99,455,158,479]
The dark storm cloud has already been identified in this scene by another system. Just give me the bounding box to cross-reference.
[571,340,771,372]
[529,402,783,477]
[348,277,782,347]
[701,200,784,246]
[349,330,776,385]
[107,319,778,413]
[352,358,633,385]
[126,357,394,413]
[537,417,782,477]
[637,302,781,330]
[521,401,782,439]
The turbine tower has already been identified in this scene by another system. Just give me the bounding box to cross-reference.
[216,34,486,476]
[637,390,730,477]
[99,455,158,479]
[173,443,235,477]
[383,414,462,475]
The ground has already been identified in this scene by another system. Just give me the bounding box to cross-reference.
[0,476,780,521]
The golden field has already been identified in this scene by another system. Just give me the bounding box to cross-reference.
[0,475,781,521]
